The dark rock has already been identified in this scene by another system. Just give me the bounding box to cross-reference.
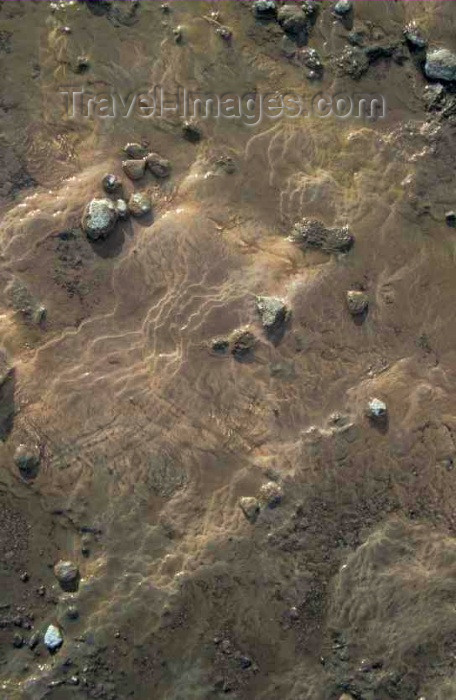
[102,173,121,194]
[239,497,260,523]
[128,192,151,217]
[173,26,183,44]
[20,572,30,582]
[29,632,40,649]
[289,218,354,253]
[81,198,118,241]
[14,443,41,479]
[53,560,80,592]
[365,42,405,65]
[122,159,145,181]
[124,142,148,159]
[229,328,256,360]
[277,4,309,43]
[66,605,79,621]
[403,22,427,50]
[252,0,277,19]
[334,46,369,79]
[182,120,202,143]
[347,31,364,47]
[13,633,24,648]
[425,48,456,82]
[145,153,171,178]
[74,55,89,74]
[211,338,230,355]
[346,290,368,315]
[445,210,456,227]
[216,25,232,42]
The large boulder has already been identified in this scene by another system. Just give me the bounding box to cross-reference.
[81,198,118,240]
[425,48,456,82]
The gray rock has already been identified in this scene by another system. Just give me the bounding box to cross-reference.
[229,328,256,360]
[114,198,129,220]
[366,398,387,421]
[334,0,352,16]
[239,497,260,523]
[346,290,368,315]
[122,159,146,181]
[44,624,63,652]
[81,198,118,241]
[259,481,283,508]
[256,296,289,331]
[128,192,151,217]
[53,560,80,592]
[252,0,277,19]
[425,48,456,82]
[289,218,354,253]
[14,443,41,478]
[145,153,171,178]
[123,142,148,159]
[403,22,427,50]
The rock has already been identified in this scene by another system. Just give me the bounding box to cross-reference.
[53,560,80,592]
[128,192,151,217]
[259,481,283,508]
[182,120,202,143]
[145,153,171,178]
[14,443,41,479]
[300,47,323,76]
[445,211,456,227]
[81,198,118,241]
[366,398,387,421]
[425,48,456,82]
[216,25,232,41]
[13,633,24,648]
[277,4,309,41]
[102,173,121,194]
[114,198,129,220]
[289,218,354,253]
[403,22,427,50]
[66,605,79,621]
[256,296,289,332]
[74,55,89,73]
[123,142,148,159]
[229,328,256,360]
[173,25,184,44]
[44,624,63,652]
[239,497,260,523]
[334,47,369,79]
[346,290,368,315]
[122,159,146,181]
[0,348,13,388]
[252,0,277,19]
[334,0,352,16]
[211,338,230,355]
[301,0,319,18]
[28,632,40,650]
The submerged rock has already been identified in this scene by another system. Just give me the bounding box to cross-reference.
[239,497,260,523]
[289,218,354,253]
[44,624,63,652]
[346,290,368,316]
[259,481,283,508]
[128,192,151,217]
[253,0,277,19]
[425,48,456,82]
[14,443,41,479]
[102,173,121,194]
[81,198,118,240]
[256,296,289,332]
[122,159,146,181]
[145,153,171,178]
[124,142,148,159]
[53,560,80,592]
[366,398,387,421]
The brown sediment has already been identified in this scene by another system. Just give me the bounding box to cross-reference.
[0,1,456,698]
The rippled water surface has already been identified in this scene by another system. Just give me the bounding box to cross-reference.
[1,1,456,698]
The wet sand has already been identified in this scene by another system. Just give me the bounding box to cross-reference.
[1,1,456,698]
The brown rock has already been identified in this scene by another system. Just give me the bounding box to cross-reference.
[145,153,171,178]
[346,290,368,315]
[122,159,146,181]
[239,497,260,523]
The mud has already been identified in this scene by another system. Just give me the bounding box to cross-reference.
[0,1,456,699]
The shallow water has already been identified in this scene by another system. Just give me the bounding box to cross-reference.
[1,1,456,698]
